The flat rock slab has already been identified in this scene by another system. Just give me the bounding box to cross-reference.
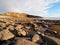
[45,35,60,45]
[15,38,39,45]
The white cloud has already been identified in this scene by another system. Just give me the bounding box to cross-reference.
[0,0,60,17]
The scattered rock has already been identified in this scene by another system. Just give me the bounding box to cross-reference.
[15,25,23,30]
[20,29,27,36]
[32,34,43,43]
[7,25,15,30]
[15,25,27,36]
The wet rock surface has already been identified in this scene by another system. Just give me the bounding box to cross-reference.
[0,12,60,45]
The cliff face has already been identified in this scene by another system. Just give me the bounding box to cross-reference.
[0,12,43,22]
[0,12,42,18]
[0,12,31,22]
[0,12,28,18]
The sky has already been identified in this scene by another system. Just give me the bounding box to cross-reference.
[0,0,60,17]
[48,2,60,17]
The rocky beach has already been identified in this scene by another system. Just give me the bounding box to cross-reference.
[0,12,60,45]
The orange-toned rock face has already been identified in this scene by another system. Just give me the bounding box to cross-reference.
[0,12,29,21]
[3,12,28,18]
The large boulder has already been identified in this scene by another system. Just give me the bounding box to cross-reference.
[0,29,15,40]
[15,25,27,36]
